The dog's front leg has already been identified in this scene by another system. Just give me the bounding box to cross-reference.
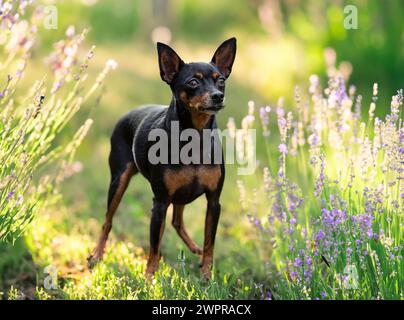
[200,196,221,279]
[146,199,169,279]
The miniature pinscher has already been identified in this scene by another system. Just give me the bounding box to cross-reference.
[87,38,237,279]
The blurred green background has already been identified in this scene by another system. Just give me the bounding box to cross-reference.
[19,0,404,282]
[39,0,404,108]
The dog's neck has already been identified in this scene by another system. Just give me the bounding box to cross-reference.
[166,96,215,131]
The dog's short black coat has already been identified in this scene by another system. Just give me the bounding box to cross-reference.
[88,38,237,279]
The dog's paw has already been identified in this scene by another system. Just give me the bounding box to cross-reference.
[86,254,101,270]
[191,246,203,256]
[145,271,155,282]
[145,263,159,279]
[199,265,212,280]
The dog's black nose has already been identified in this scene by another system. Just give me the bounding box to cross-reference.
[211,91,224,103]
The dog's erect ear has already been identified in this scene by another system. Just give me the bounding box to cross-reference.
[211,37,237,78]
[157,42,184,84]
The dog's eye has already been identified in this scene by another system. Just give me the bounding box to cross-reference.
[217,78,225,87]
[187,79,199,88]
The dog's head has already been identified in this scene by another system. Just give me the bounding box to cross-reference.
[157,38,236,115]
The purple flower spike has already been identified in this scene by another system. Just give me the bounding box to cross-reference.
[276,107,285,117]
[279,143,288,154]
[293,257,303,267]
[315,229,325,242]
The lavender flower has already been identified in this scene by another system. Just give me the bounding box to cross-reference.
[315,229,325,242]
[235,59,403,299]
[278,143,288,154]
[292,257,302,268]
[259,106,271,137]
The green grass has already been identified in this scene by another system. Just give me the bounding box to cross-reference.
[1,201,263,300]
[1,0,403,301]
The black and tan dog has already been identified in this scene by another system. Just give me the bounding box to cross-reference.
[87,38,237,279]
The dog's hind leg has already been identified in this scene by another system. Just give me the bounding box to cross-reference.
[172,205,202,255]
[87,133,137,269]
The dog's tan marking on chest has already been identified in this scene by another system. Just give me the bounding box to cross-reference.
[197,166,222,191]
[164,167,195,196]
[164,166,222,196]
[190,109,211,130]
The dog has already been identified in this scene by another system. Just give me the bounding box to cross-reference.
[87,38,237,279]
